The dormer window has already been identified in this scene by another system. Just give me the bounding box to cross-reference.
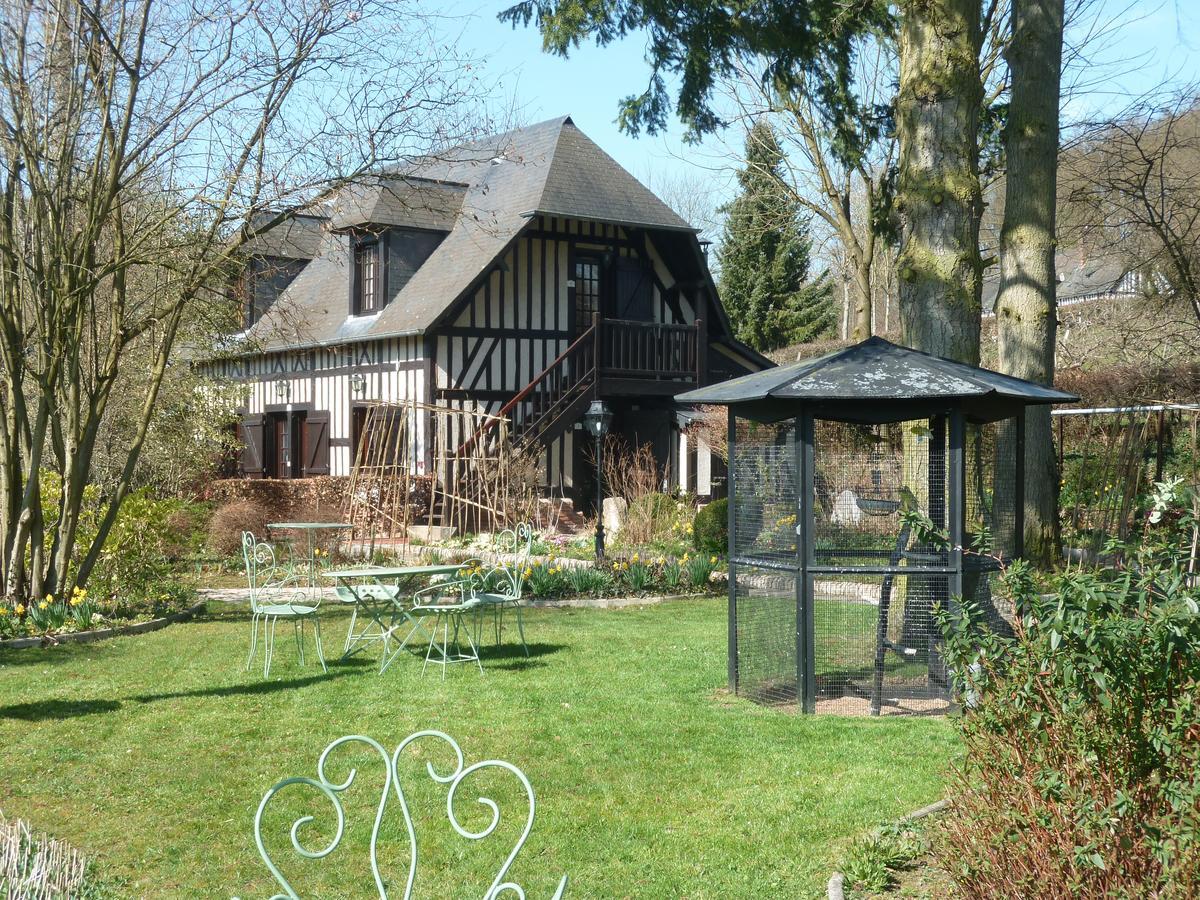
[352,234,383,315]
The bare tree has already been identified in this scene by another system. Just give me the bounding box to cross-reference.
[0,0,489,602]
[711,42,896,343]
[1061,89,1200,324]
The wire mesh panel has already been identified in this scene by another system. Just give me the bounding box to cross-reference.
[733,564,797,704]
[729,416,798,702]
[731,417,798,564]
[968,416,1019,560]
[812,573,954,716]
[812,419,950,567]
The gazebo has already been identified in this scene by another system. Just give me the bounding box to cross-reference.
[678,337,1078,716]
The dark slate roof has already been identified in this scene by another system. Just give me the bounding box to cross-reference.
[678,336,1079,406]
[329,176,467,232]
[245,116,696,350]
[983,248,1135,311]
[244,213,326,260]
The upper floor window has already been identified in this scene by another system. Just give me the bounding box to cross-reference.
[353,235,382,315]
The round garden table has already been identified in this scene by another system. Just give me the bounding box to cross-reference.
[266,521,354,587]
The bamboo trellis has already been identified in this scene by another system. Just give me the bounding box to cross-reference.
[344,400,538,552]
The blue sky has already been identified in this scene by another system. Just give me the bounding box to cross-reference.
[439,0,1200,222]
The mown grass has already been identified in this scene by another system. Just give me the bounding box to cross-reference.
[0,598,955,897]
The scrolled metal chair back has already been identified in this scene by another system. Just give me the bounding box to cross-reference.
[242,531,278,613]
[248,730,568,899]
[492,523,534,598]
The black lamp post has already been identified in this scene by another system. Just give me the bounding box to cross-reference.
[582,399,614,560]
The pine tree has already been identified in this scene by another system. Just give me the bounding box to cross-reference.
[717,122,834,351]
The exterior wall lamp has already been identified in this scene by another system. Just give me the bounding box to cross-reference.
[274,380,290,401]
[349,372,367,395]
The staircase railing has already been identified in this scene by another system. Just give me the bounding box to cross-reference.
[600,318,699,381]
[458,319,598,454]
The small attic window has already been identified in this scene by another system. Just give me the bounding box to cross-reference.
[352,233,384,315]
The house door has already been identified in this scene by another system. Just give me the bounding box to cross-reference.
[573,254,602,335]
[266,411,307,478]
[271,415,289,477]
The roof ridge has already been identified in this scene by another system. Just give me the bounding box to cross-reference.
[530,116,572,212]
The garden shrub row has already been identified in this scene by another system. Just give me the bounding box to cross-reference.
[523,552,723,601]
[934,484,1200,896]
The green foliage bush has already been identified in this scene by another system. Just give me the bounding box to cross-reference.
[89,491,206,601]
[692,498,728,555]
[934,492,1200,897]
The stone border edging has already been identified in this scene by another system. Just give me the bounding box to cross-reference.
[0,600,207,650]
[529,592,721,609]
[826,798,951,900]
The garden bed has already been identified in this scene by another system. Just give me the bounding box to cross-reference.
[0,600,206,650]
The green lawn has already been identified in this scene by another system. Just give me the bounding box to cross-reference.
[0,598,956,897]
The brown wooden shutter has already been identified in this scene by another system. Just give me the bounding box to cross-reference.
[239,415,266,478]
[302,412,330,476]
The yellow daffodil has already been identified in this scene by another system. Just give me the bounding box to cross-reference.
[15,604,24,616]
[631,552,639,562]
[45,594,54,603]
[523,567,532,577]
[656,556,665,566]
[710,556,718,564]
[0,607,7,616]
[38,600,48,610]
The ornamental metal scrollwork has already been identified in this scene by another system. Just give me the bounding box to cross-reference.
[245,731,568,900]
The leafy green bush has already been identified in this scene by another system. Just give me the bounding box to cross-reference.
[89,491,205,601]
[934,490,1200,897]
[692,498,728,554]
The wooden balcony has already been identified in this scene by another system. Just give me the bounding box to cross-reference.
[597,317,704,396]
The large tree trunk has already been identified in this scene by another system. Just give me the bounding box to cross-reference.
[996,0,1064,566]
[895,0,984,364]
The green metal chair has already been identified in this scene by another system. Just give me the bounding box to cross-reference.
[471,523,533,657]
[389,576,483,678]
[242,531,326,678]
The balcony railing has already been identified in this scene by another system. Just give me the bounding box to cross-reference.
[599,317,702,383]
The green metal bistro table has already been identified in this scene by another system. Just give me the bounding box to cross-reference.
[323,564,465,671]
[266,521,354,586]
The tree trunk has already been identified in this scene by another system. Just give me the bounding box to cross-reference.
[849,252,873,340]
[895,0,984,364]
[996,0,1064,566]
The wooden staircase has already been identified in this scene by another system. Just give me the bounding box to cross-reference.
[460,319,599,455]
[458,315,702,456]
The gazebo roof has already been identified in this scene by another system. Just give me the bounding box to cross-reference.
[678,336,1078,422]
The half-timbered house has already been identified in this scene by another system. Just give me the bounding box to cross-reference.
[210,116,770,502]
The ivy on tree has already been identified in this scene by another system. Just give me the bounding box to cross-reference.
[717,122,834,352]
